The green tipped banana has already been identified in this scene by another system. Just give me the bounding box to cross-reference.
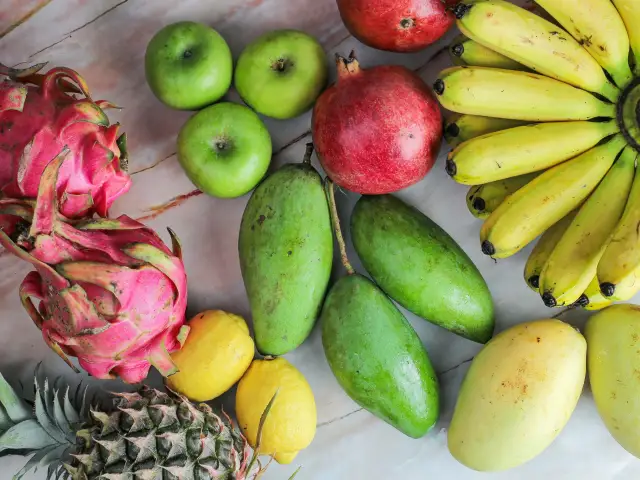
[536,0,633,89]
[449,34,525,70]
[597,148,640,301]
[612,0,640,73]
[523,211,577,292]
[447,120,619,185]
[452,0,620,101]
[582,276,613,311]
[538,146,635,307]
[444,114,528,148]
[466,173,539,220]
[480,135,626,259]
[433,67,616,121]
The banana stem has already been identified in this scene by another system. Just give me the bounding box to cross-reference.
[324,179,355,275]
[551,306,575,319]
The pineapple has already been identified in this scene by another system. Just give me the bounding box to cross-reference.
[0,369,266,480]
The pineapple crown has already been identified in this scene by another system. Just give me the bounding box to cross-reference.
[0,364,93,480]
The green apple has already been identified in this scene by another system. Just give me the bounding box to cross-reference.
[234,29,328,120]
[145,21,232,110]
[177,102,272,198]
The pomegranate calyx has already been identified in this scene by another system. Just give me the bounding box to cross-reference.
[335,51,361,79]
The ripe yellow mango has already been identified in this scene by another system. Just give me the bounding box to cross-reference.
[585,304,640,458]
[448,319,586,471]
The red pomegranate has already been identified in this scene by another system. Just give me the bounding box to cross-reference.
[336,0,455,53]
[311,52,443,195]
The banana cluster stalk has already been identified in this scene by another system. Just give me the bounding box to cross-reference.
[435,0,640,310]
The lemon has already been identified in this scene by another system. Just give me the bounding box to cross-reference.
[235,357,316,464]
[166,310,255,402]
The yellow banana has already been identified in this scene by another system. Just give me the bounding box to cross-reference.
[599,264,640,302]
[523,211,577,292]
[480,134,627,259]
[597,148,640,301]
[449,34,525,70]
[452,0,620,101]
[526,2,560,27]
[536,0,633,89]
[444,114,528,148]
[582,276,613,311]
[466,172,539,219]
[538,145,635,307]
[612,0,640,73]
[447,120,619,185]
[433,67,616,121]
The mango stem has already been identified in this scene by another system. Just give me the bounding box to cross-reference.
[325,179,355,275]
[302,142,314,165]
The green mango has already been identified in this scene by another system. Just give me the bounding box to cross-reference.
[351,194,495,343]
[239,146,333,355]
[321,273,440,438]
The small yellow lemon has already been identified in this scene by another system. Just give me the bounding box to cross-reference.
[274,451,298,464]
[166,310,254,402]
[235,357,316,464]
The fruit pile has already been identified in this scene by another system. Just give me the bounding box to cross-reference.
[0,63,190,384]
[6,0,640,477]
[237,138,494,442]
[434,0,640,311]
[145,22,329,199]
[449,305,640,472]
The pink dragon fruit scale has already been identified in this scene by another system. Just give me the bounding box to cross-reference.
[0,62,131,218]
[0,150,189,384]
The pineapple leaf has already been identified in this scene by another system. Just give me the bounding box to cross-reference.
[79,384,90,420]
[62,386,80,426]
[0,404,12,432]
[12,443,67,480]
[0,373,32,423]
[246,389,279,476]
[47,463,70,480]
[0,419,57,453]
[43,379,56,419]
[54,463,69,480]
[288,466,302,480]
[35,378,70,446]
[52,387,74,441]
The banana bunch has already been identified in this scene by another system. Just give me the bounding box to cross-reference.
[435,0,640,310]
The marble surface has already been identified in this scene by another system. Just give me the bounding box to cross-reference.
[1,0,639,478]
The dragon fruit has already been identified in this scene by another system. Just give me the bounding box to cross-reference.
[0,150,189,383]
[0,62,131,218]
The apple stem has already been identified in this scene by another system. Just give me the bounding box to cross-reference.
[302,142,314,165]
[324,179,355,275]
[335,51,361,79]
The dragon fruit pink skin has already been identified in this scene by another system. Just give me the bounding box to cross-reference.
[0,150,189,384]
[0,62,131,218]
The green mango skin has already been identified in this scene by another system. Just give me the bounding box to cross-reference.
[321,273,440,438]
[351,194,495,343]
[239,162,333,355]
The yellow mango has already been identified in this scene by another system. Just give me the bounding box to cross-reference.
[585,304,640,458]
[448,319,586,471]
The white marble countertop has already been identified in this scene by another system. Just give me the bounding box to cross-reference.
[1,1,639,478]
